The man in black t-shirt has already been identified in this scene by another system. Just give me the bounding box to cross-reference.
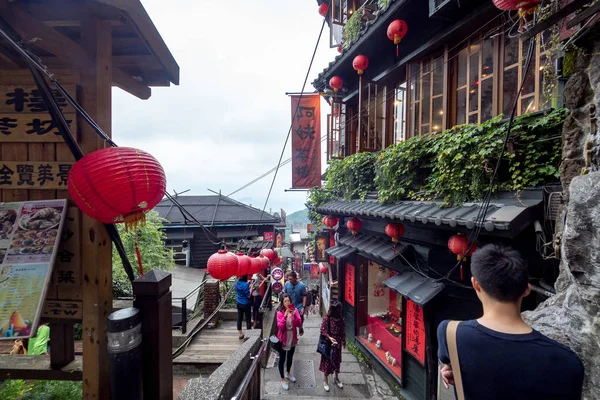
[437,244,584,400]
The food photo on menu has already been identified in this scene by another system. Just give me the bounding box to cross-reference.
[0,204,21,264]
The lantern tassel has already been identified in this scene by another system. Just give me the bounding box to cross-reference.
[396,44,398,58]
[134,235,144,277]
[124,212,147,232]
[460,263,463,280]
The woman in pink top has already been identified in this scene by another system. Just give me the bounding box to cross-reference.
[276,293,302,390]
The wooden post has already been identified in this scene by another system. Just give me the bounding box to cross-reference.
[50,323,75,369]
[132,270,173,400]
[80,18,113,399]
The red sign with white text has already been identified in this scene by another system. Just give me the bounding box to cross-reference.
[263,232,274,241]
[291,94,321,189]
[405,299,426,365]
[345,264,355,307]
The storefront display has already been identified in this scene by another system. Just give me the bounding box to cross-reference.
[358,261,402,378]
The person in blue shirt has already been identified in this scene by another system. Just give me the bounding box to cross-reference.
[235,275,252,340]
[437,244,584,400]
[283,271,307,336]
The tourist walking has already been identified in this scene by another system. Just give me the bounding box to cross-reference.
[250,272,269,328]
[283,271,307,335]
[276,293,302,390]
[319,301,345,392]
[235,275,252,340]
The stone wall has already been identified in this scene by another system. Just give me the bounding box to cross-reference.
[522,26,600,400]
[204,279,220,325]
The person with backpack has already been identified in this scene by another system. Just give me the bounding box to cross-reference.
[437,244,584,400]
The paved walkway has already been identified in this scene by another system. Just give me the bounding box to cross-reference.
[262,313,401,399]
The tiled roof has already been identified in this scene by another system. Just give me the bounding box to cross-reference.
[383,271,444,306]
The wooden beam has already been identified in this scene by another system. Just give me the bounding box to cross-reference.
[45,19,123,27]
[2,2,152,99]
[567,1,600,29]
[43,55,161,70]
[521,0,591,41]
[0,355,82,381]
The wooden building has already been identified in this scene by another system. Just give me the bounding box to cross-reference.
[0,0,178,398]
[309,1,582,399]
[154,195,280,268]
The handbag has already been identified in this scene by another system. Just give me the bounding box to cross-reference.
[316,316,332,359]
[269,335,282,352]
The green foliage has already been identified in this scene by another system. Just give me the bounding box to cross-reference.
[112,210,175,297]
[307,109,568,218]
[73,323,82,340]
[346,339,371,367]
[377,0,390,9]
[343,11,361,48]
[0,380,82,400]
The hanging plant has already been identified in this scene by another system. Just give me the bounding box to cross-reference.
[343,11,361,49]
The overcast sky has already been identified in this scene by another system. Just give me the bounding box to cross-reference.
[112,0,335,216]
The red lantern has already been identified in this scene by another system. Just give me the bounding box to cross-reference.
[259,255,270,270]
[493,1,539,31]
[352,55,369,75]
[260,248,277,262]
[207,249,238,280]
[68,147,166,230]
[248,257,262,274]
[322,215,338,229]
[448,233,477,280]
[235,253,251,277]
[318,3,328,17]
[320,263,328,274]
[329,76,343,93]
[385,223,406,242]
[337,45,342,53]
[387,20,408,45]
[346,217,362,235]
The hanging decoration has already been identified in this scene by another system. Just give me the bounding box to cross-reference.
[248,257,262,274]
[352,55,369,75]
[387,19,408,57]
[385,223,406,255]
[318,3,329,17]
[322,215,339,229]
[329,76,343,93]
[260,248,277,262]
[259,255,270,270]
[235,253,251,277]
[273,256,282,267]
[346,217,363,235]
[492,0,540,32]
[337,45,343,53]
[207,249,238,280]
[448,233,478,280]
[319,263,328,274]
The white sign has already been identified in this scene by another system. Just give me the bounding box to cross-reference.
[321,272,330,314]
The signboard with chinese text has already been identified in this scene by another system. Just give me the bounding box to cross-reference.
[42,300,82,320]
[345,263,355,307]
[263,231,274,241]
[329,232,335,264]
[53,207,80,287]
[0,86,76,114]
[310,263,319,279]
[0,114,77,142]
[307,223,312,233]
[315,233,328,262]
[290,94,321,189]
[0,199,68,339]
[405,299,426,365]
[0,162,73,190]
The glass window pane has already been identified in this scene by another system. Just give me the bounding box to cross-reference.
[394,83,407,143]
[422,74,431,124]
[432,96,443,132]
[469,53,479,113]
[468,113,478,124]
[503,66,518,116]
[457,88,467,125]
[481,78,493,122]
[539,54,550,109]
[411,102,420,137]
[522,60,536,95]
[410,63,420,101]
[433,57,444,96]
[422,125,430,135]
[521,96,536,115]
[482,37,495,78]
[457,48,468,88]
[504,35,518,67]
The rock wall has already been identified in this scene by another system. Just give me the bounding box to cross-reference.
[523,27,600,400]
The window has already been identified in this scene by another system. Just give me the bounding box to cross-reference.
[408,55,445,136]
[358,81,386,152]
[327,102,346,160]
[357,261,403,379]
[329,0,367,48]
[393,83,407,143]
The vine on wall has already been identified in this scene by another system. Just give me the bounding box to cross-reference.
[306,108,567,224]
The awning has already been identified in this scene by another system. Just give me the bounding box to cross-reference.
[216,229,258,238]
[337,233,407,263]
[278,246,295,259]
[165,230,195,241]
[326,245,357,260]
[382,271,445,307]
[238,239,273,251]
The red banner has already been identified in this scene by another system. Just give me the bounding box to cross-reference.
[405,299,426,365]
[329,232,335,264]
[345,263,355,307]
[263,232,274,241]
[291,94,321,189]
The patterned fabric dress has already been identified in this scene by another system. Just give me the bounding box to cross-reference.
[319,315,346,375]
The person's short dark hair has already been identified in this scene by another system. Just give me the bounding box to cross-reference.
[238,274,248,282]
[288,271,297,279]
[328,301,342,319]
[470,244,528,302]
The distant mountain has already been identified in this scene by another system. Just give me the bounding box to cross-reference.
[286,209,309,226]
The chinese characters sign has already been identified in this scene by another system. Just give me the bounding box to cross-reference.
[263,231,274,241]
[0,162,73,190]
[291,94,321,189]
[0,200,68,339]
[405,299,426,365]
[52,207,80,287]
[345,263,355,307]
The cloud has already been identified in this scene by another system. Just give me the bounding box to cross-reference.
[112,0,334,215]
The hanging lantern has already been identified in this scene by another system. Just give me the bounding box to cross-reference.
[346,217,362,235]
[352,55,369,75]
[318,3,328,17]
[492,1,540,31]
[322,215,339,229]
[385,223,406,243]
[260,248,277,262]
[337,45,343,53]
[387,20,408,57]
[329,76,343,93]
[320,263,328,274]
[448,233,478,280]
[207,249,238,280]
[68,147,166,231]
[259,255,270,270]
[248,257,262,274]
[182,239,189,253]
[273,256,282,267]
[235,253,251,277]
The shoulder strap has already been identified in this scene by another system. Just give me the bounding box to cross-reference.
[446,321,465,400]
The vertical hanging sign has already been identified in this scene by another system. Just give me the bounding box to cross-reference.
[345,263,355,306]
[405,299,426,365]
[291,94,321,189]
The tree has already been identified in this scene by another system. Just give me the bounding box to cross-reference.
[112,210,175,297]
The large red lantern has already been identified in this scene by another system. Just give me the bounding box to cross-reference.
[329,76,343,93]
[337,45,342,53]
[346,217,362,235]
[235,253,251,277]
[352,55,369,75]
[318,3,328,17]
[248,257,262,274]
[207,249,238,280]
[260,248,277,262]
[259,255,270,270]
[385,223,406,242]
[322,215,339,229]
[387,20,408,57]
[320,263,328,274]
[493,0,540,31]
[448,233,478,280]
[68,147,166,230]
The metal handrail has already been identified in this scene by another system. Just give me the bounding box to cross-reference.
[258,280,273,311]
[172,279,207,334]
[231,338,268,400]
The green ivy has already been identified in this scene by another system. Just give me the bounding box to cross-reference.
[343,11,361,49]
[346,339,372,367]
[378,0,390,9]
[306,109,567,223]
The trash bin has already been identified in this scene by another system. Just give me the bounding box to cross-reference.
[107,307,143,400]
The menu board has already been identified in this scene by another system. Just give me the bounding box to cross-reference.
[0,200,67,339]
